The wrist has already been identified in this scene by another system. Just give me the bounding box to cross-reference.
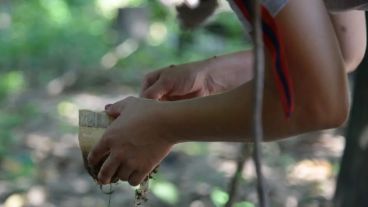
[196,56,228,94]
[199,51,255,94]
[158,99,206,144]
[155,101,184,145]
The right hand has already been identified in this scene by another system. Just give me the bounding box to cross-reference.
[88,97,175,186]
[140,60,241,101]
[140,62,214,101]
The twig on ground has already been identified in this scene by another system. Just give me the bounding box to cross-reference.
[225,144,252,207]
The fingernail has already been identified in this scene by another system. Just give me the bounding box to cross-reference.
[105,104,112,110]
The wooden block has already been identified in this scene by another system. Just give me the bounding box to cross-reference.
[78,110,115,181]
[79,110,113,128]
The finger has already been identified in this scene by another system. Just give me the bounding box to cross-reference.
[88,137,111,167]
[140,72,160,96]
[141,81,170,100]
[97,154,121,185]
[128,171,148,186]
[105,99,127,117]
[117,165,135,182]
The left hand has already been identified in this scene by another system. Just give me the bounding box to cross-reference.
[87,97,174,186]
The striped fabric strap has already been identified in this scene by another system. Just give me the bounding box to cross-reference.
[232,0,294,117]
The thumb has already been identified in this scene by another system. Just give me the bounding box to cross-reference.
[105,99,126,118]
[141,81,169,100]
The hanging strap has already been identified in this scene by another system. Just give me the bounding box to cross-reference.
[231,0,294,117]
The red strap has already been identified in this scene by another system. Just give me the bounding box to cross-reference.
[233,0,295,117]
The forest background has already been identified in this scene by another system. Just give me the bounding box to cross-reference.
[0,0,352,206]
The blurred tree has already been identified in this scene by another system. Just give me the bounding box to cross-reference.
[176,0,219,29]
[334,15,368,207]
[0,0,246,89]
[115,7,149,42]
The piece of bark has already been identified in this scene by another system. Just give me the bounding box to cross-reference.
[79,109,112,128]
[78,110,116,181]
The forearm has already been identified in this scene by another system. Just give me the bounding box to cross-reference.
[162,61,346,143]
[161,78,282,143]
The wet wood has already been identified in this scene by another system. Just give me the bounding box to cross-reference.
[78,110,113,181]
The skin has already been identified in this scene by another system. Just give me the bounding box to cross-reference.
[140,51,254,100]
[88,0,364,186]
[329,11,366,72]
[140,12,366,102]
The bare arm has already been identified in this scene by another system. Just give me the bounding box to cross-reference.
[143,4,366,102]
[163,0,349,142]
[88,0,350,185]
[329,11,366,72]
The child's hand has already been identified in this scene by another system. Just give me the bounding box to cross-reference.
[140,53,253,101]
[87,97,174,186]
[140,62,212,101]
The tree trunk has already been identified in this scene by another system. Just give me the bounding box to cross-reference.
[334,15,368,207]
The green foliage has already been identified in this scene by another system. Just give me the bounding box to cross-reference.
[0,104,36,146]
[233,201,255,207]
[0,71,25,101]
[1,0,110,85]
[0,103,39,180]
[1,154,35,180]
[0,0,247,87]
[0,112,22,157]
[211,187,229,207]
